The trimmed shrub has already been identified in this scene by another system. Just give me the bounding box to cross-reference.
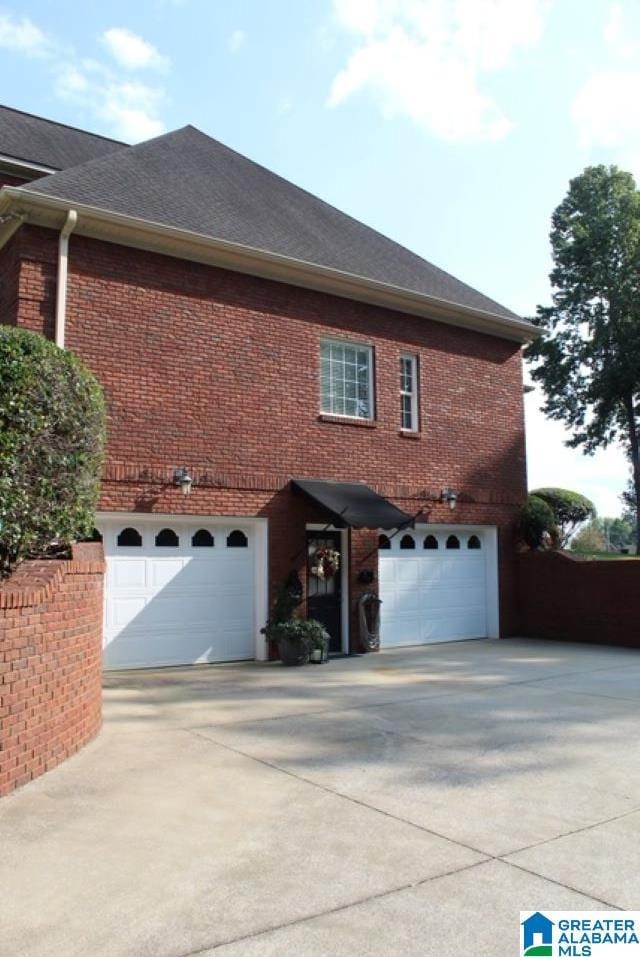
[517,494,557,549]
[262,617,329,651]
[0,327,106,576]
[531,487,596,546]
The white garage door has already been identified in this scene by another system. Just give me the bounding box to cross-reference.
[379,526,495,647]
[101,517,259,669]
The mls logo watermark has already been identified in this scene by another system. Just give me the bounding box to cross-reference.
[520,912,640,955]
[521,912,554,955]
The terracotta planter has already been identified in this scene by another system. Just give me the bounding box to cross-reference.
[276,637,309,666]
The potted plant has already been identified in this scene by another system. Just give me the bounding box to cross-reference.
[261,572,330,666]
[263,617,329,666]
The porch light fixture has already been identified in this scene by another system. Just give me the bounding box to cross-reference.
[440,488,458,511]
[174,467,193,496]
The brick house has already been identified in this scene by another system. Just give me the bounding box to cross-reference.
[0,104,536,668]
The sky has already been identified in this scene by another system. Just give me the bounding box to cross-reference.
[0,0,636,516]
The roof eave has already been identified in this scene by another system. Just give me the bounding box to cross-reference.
[0,154,58,178]
[0,187,538,343]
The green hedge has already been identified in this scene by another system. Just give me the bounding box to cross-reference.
[0,327,106,575]
[531,487,596,546]
[517,494,557,549]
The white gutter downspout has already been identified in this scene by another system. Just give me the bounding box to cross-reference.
[55,209,78,348]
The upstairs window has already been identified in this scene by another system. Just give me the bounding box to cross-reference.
[320,339,373,420]
[400,354,418,431]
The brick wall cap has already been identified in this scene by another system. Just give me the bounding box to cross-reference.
[0,544,105,609]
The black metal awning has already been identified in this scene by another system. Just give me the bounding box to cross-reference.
[291,478,414,530]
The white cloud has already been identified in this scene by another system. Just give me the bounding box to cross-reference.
[102,27,168,71]
[56,61,166,141]
[603,1,637,59]
[55,64,89,97]
[572,69,640,150]
[572,3,640,171]
[327,0,550,143]
[228,29,246,53]
[277,94,294,115]
[99,80,166,140]
[524,385,629,517]
[0,11,168,142]
[0,12,50,56]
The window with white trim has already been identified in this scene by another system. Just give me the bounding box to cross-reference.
[400,353,419,431]
[320,339,373,420]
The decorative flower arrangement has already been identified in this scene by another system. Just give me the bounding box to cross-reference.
[311,546,340,580]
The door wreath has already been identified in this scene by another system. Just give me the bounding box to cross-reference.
[311,547,340,580]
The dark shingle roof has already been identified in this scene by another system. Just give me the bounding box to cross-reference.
[0,104,124,171]
[24,124,518,321]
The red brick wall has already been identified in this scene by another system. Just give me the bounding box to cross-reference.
[1,229,56,338]
[0,236,20,326]
[517,550,640,647]
[7,224,527,636]
[0,543,104,797]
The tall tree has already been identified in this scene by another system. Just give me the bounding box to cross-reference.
[526,165,640,554]
[621,476,638,543]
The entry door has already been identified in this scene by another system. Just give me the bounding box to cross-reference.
[307,531,342,653]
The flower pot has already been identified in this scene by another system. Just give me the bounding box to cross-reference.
[309,637,330,664]
[276,637,309,666]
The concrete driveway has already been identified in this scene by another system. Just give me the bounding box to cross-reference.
[2,638,640,956]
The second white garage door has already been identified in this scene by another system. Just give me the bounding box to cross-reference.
[378,525,497,647]
[100,516,264,669]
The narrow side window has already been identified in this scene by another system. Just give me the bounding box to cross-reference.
[400,354,419,431]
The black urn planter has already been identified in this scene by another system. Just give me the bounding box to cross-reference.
[276,637,309,667]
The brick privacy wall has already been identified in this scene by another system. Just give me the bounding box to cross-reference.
[0,543,104,797]
[7,225,527,637]
[517,550,640,647]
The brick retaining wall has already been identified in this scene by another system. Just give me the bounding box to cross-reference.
[0,542,104,797]
[517,549,640,647]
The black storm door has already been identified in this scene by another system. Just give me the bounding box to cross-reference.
[306,531,342,654]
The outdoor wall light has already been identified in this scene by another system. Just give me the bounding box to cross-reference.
[440,488,458,511]
[174,467,193,496]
